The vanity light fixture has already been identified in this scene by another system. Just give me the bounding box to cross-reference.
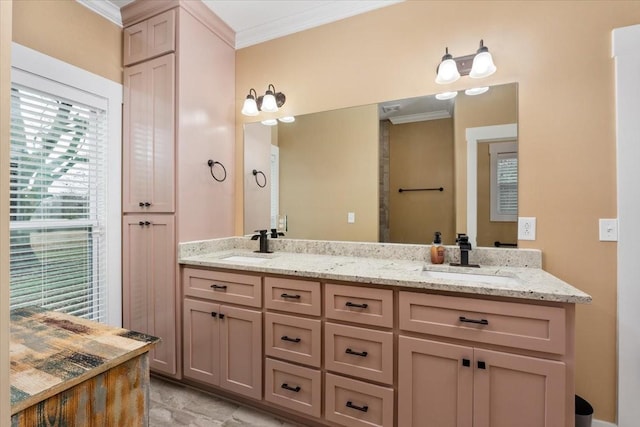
[241,88,259,116]
[278,116,295,123]
[465,86,490,96]
[435,40,497,84]
[261,119,278,126]
[435,91,458,100]
[241,84,287,116]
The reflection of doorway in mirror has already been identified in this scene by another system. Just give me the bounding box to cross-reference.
[270,145,279,230]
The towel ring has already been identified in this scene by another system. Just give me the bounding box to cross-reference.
[207,159,227,182]
[252,169,267,188]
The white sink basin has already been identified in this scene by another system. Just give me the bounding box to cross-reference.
[422,270,521,286]
[220,255,270,264]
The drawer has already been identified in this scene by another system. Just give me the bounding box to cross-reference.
[325,373,394,427]
[325,323,393,385]
[325,284,393,328]
[183,268,261,308]
[265,313,321,367]
[265,277,321,316]
[399,292,566,354]
[264,358,321,418]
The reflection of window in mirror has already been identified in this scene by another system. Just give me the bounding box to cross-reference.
[490,142,518,222]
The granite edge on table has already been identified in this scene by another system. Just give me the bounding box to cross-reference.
[178,238,591,304]
[10,306,159,415]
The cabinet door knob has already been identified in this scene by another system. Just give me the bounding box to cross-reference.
[281,383,301,393]
[211,312,217,318]
[139,202,145,207]
[345,348,368,357]
[218,313,225,319]
[138,221,145,226]
[477,361,486,370]
[345,301,368,309]
[281,336,301,343]
[462,358,471,367]
[144,221,151,226]
[346,401,368,412]
[144,202,151,207]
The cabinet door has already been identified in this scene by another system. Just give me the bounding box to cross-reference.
[183,298,220,386]
[147,10,175,59]
[473,348,566,427]
[122,214,175,375]
[123,55,175,213]
[219,305,262,400]
[123,20,147,66]
[398,336,473,427]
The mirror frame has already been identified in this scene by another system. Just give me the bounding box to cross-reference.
[466,123,518,247]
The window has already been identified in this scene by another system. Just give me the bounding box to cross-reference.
[10,44,121,325]
[489,142,518,222]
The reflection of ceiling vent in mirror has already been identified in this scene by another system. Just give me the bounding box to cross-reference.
[381,104,401,113]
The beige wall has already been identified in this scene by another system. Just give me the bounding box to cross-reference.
[12,0,122,83]
[278,105,378,241]
[236,1,640,421]
[1,1,11,422]
[389,119,455,244]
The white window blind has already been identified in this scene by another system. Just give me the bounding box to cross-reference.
[490,142,518,222]
[9,81,108,322]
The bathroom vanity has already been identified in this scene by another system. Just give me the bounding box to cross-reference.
[10,307,158,426]
[178,237,590,427]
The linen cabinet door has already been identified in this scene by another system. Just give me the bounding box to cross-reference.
[398,336,473,427]
[122,216,150,335]
[183,298,220,386]
[218,305,262,399]
[473,349,566,427]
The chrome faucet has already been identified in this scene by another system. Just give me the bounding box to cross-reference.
[450,233,480,267]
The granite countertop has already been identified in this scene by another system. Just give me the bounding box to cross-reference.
[10,306,159,415]
[178,238,592,304]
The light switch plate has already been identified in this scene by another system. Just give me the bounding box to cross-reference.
[347,212,355,223]
[518,217,536,241]
[599,218,618,241]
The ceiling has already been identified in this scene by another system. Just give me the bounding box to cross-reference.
[104,0,403,48]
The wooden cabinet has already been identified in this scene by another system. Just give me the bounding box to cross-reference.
[398,290,569,427]
[325,373,394,427]
[122,1,236,380]
[123,54,175,214]
[123,9,175,66]
[183,298,262,400]
[122,214,175,375]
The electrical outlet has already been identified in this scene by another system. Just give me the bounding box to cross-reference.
[518,217,536,241]
[347,212,355,223]
[599,218,618,241]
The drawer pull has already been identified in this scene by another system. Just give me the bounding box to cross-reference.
[345,348,368,358]
[281,336,301,343]
[280,293,301,299]
[459,316,488,325]
[211,284,228,290]
[281,383,301,393]
[346,401,369,412]
[345,301,368,309]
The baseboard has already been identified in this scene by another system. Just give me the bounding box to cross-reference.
[593,419,617,427]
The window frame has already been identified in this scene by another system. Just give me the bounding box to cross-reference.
[11,43,122,326]
[489,141,518,222]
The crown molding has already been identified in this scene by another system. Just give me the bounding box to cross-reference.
[235,0,403,49]
[389,111,451,125]
[76,0,123,27]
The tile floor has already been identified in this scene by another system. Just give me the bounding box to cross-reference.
[150,377,303,427]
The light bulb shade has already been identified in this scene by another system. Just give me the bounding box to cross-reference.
[435,58,460,84]
[465,86,489,96]
[435,91,458,100]
[241,97,259,116]
[470,51,496,78]
[261,93,278,112]
[261,119,278,126]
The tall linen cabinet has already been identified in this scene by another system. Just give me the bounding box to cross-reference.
[121,0,235,378]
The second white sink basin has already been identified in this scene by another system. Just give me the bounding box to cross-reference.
[422,270,521,286]
[220,255,270,264]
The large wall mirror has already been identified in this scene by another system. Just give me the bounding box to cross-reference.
[244,83,518,248]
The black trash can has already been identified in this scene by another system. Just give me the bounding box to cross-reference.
[575,395,593,427]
